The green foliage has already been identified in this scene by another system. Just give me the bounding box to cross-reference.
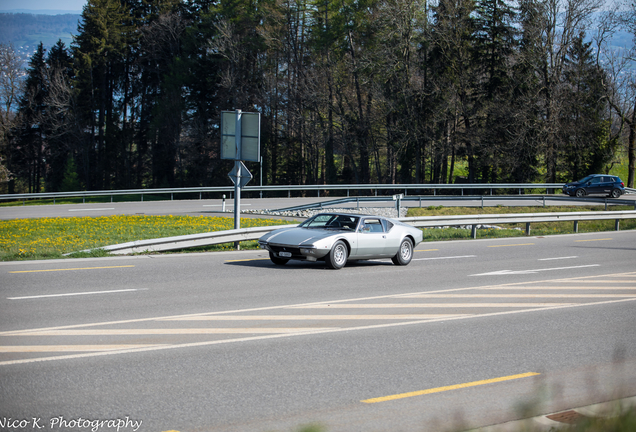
[59,156,82,191]
[4,0,633,192]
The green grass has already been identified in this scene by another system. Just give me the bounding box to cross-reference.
[0,215,296,261]
[1,205,634,261]
[408,205,636,242]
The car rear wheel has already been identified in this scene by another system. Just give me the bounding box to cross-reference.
[326,241,348,269]
[575,188,586,198]
[269,252,289,266]
[610,188,622,198]
[392,238,413,266]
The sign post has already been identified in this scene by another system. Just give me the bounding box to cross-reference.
[221,110,260,248]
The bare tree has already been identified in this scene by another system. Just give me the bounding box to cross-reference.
[0,43,23,186]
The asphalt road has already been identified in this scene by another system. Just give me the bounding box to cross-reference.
[1,231,635,432]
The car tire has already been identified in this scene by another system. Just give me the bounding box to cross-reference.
[269,252,289,266]
[575,188,586,198]
[392,238,413,266]
[610,188,622,198]
[326,240,348,269]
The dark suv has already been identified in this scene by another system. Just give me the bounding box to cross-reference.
[562,174,625,198]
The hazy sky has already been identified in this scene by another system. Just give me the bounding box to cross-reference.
[0,0,87,11]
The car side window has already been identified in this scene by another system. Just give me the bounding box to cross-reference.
[382,220,394,232]
[359,218,384,233]
[590,177,600,184]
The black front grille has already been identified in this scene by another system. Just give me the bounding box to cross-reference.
[269,244,303,259]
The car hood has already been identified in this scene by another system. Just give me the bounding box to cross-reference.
[564,181,582,187]
[261,227,339,245]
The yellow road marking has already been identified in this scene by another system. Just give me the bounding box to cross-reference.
[2,328,335,336]
[291,303,573,308]
[401,293,636,298]
[160,314,469,321]
[575,238,612,242]
[361,372,541,403]
[484,286,636,290]
[9,265,135,274]
[0,345,166,352]
[225,258,270,262]
[554,280,636,284]
[487,243,535,248]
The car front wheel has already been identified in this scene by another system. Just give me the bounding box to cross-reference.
[610,188,622,198]
[575,188,586,198]
[392,238,413,266]
[326,240,348,269]
[269,252,289,265]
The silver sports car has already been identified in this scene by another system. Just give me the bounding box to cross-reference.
[258,212,424,269]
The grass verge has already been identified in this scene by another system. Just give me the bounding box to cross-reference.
[0,215,295,261]
[410,205,636,242]
[1,205,634,261]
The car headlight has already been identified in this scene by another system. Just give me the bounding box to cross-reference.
[258,241,268,249]
[300,247,315,254]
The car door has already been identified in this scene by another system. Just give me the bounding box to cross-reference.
[355,217,388,258]
[586,176,603,195]
[599,176,613,195]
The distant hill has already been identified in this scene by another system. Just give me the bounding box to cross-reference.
[0,9,82,15]
[0,13,80,52]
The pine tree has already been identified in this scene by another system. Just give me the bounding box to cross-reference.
[14,43,47,193]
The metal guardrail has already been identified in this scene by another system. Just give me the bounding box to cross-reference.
[275,194,636,212]
[91,225,296,255]
[1,183,566,203]
[95,210,636,255]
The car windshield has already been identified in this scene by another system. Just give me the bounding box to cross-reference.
[299,214,359,230]
[577,175,594,183]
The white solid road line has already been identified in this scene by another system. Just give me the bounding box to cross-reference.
[68,208,115,212]
[538,256,578,261]
[471,264,600,276]
[8,288,147,300]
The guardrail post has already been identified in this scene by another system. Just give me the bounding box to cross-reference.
[573,221,578,233]
[615,220,620,231]
[481,196,484,209]
[525,223,531,236]
[543,196,546,207]
[141,193,143,202]
[471,225,477,239]
[604,199,608,211]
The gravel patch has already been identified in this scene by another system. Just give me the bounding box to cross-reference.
[242,207,406,219]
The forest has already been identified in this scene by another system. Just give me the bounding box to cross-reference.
[0,0,635,195]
